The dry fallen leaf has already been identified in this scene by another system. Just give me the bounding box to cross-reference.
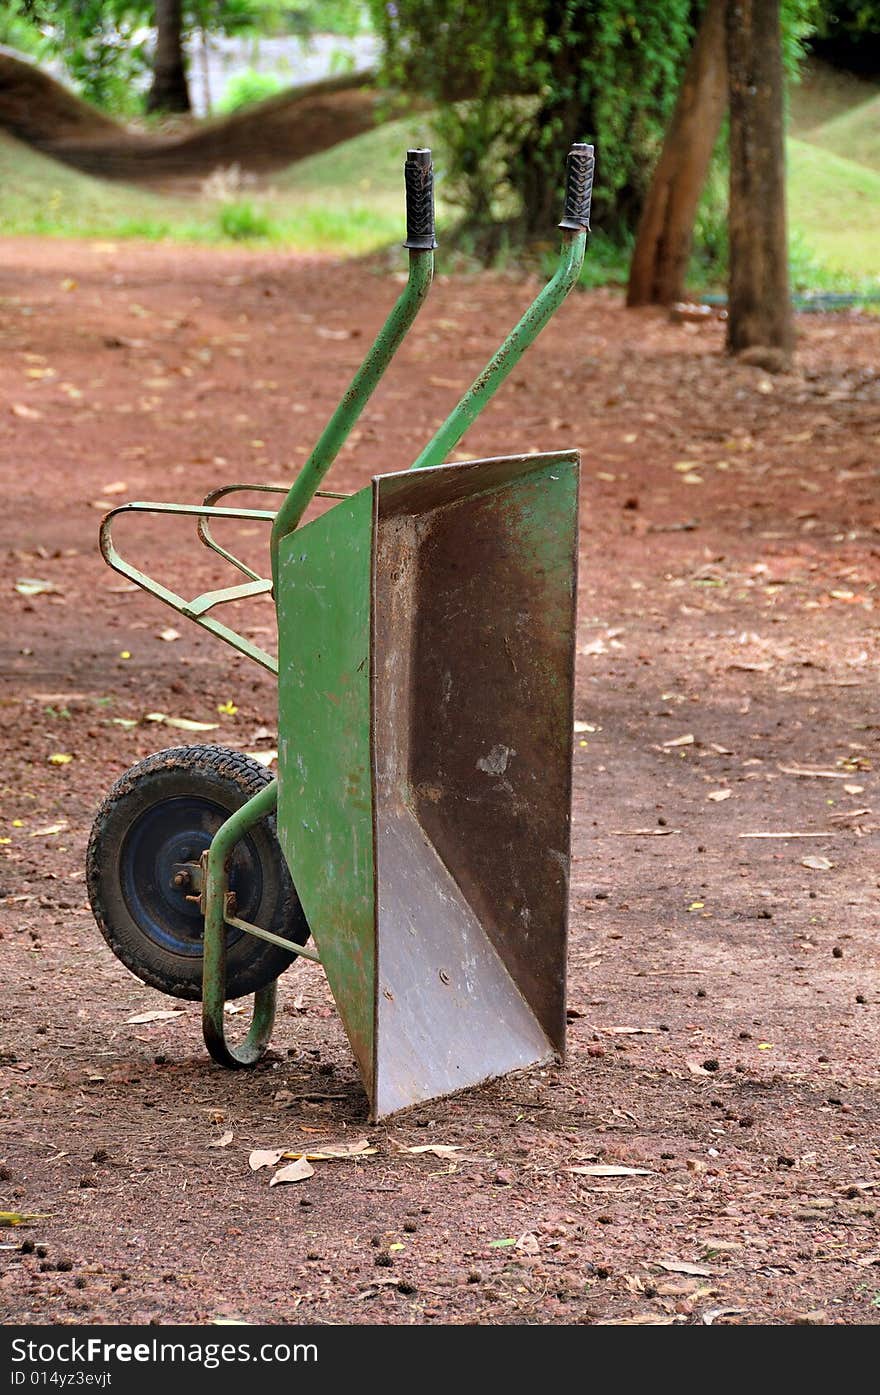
[245,749,277,768]
[515,1232,540,1254]
[603,1314,684,1326]
[126,1009,183,1024]
[778,764,852,780]
[208,1131,234,1149]
[29,822,67,837]
[657,1260,716,1277]
[273,1140,377,1162]
[601,1026,661,1035]
[145,713,219,732]
[270,1158,315,1186]
[0,1212,50,1227]
[801,855,834,871]
[157,628,180,642]
[663,733,695,748]
[249,1149,286,1172]
[47,753,73,766]
[393,1142,462,1158]
[566,1165,654,1177]
[15,578,56,597]
[707,789,732,802]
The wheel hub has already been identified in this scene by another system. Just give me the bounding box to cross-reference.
[120,796,263,957]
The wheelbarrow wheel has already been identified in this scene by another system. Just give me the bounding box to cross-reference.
[86,745,309,1002]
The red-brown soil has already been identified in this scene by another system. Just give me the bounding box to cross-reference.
[1,239,879,1326]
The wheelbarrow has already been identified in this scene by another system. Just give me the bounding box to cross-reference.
[88,143,594,1119]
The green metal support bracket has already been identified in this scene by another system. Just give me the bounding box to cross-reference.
[100,501,280,672]
[202,777,281,1068]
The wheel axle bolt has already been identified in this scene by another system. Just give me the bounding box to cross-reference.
[173,871,190,890]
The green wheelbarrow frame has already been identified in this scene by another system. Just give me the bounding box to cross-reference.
[99,145,594,1118]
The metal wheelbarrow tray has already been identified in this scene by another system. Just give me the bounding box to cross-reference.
[88,144,594,1119]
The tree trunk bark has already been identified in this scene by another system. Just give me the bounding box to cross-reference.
[627,0,727,308]
[147,0,191,115]
[725,0,793,365]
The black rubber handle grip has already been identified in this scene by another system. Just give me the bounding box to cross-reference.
[403,148,437,250]
[559,142,594,232]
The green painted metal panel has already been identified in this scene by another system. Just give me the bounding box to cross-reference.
[275,488,377,1094]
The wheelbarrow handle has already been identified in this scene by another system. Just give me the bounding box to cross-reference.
[403,148,437,251]
[269,150,436,567]
[409,143,594,472]
[559,142,594,232]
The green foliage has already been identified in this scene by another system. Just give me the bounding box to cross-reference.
[810,1,880,73]
[216,68,286,112]
[217,199,272,237]
[281,0,369,36]
[7,2,151,113]
[369,0,695,254]
[0,6,49,56]
[3,0,359,115]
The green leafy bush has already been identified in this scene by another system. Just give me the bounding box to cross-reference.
[217,200,273,239]
[217,68,287,114]
[370,0,694,256]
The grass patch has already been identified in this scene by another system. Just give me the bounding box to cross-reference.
[788,137,880,282]
[0,133,190,239]
[799,94,880,173]
[0,81,877,294]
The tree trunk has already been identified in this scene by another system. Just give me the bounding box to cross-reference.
[627,0,727,307]
[147,0,191,115]
[725,0,793,365]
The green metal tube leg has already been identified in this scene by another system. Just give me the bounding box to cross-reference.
[270,248,434,578]
[409,229,587,472]
[202,778,280,1068]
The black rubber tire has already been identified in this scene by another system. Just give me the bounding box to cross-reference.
[86,745,309,1001]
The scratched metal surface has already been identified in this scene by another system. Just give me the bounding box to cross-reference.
[276,453,578,1118]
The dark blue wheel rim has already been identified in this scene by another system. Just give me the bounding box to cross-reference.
[120,796,264,957]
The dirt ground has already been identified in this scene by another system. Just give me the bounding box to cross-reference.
[1,238,878,1327]
[0,52,379,183]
